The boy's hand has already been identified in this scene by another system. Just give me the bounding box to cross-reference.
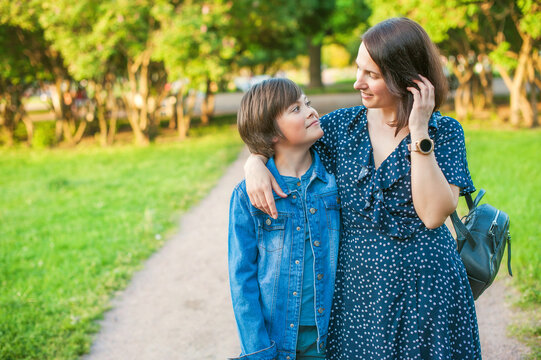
[244,154,286,219]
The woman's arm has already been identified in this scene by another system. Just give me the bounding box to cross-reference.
[228,188,277,357]
[244,154,286,219]
[408,75,460,229]
[410,148,460,228]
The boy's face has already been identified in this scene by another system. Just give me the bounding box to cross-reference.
[274,95,322,148]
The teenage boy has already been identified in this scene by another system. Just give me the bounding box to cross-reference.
[228,78,340,360]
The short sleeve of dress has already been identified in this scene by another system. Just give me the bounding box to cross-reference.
[433,116,476,195]
[314,113,337,174]
[313,108,348,175]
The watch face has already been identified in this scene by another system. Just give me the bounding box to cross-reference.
[419,139,433,153]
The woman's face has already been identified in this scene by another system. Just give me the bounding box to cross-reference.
[354,43,397,110]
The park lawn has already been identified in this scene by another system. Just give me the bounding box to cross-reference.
[460,126,541,358]
[463,127,540,300]
[0,119,243,359]
[0,121,539,359]
[462,126,541,356]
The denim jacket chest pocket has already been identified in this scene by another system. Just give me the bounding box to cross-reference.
[257,214,287,252]
[320,191,341,231]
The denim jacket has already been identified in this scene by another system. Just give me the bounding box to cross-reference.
[228,151,340,360]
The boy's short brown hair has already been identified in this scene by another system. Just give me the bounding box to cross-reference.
[237,78,302,158]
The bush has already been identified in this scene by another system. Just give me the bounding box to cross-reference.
[32,121,56,148]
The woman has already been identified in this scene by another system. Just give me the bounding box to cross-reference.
[244,17,481,359]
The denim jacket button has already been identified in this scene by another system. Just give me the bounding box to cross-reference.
[265,218,272,225]
[293,291,298,296]
[317,274,323,280]
[290,323,295,328]
[313,241,320,247]
[296,226,301,231]
[309,207,317,214]
[295,260,300,265]
[318,307,324,313]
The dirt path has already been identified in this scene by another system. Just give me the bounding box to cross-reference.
[83,150,529,360]
[82,149,249,360]
[475,280,530,359]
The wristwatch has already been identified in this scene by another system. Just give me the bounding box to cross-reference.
[409,138,434,155]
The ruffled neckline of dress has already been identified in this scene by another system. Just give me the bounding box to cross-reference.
[343,106,440,239]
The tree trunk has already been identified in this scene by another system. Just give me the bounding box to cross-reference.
[94,82,108,147]
[107,98,119,145]
[1,92,15,147]
[50,80,66,142]
[138,50,151,132]
[22,117,34,147]
[176,91,189,140]
[201,78,214,126]
[179,90,197,138]
[169,100,177,129]
[478,59,494,111]
[72,121,87,144]
[126,59,149,146]
[495,36,532,126]
[527,57,538,128]
[125,93,148,146]
[529,80,538,127]
[307,37,323,89]
[449,60,474,121]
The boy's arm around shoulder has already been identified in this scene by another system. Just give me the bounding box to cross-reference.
[228,184,277,359]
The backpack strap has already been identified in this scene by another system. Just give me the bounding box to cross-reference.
[507,232,513,276]
[467,189,486,210]
[450,211,476,252]
[465,193,474,211]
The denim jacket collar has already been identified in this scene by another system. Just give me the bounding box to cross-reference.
[267,149,328,200]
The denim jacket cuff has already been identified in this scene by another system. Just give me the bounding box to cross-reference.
[228,341,277,360]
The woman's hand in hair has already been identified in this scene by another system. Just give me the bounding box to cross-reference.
[244,154,287,219]
[407,75,435,136]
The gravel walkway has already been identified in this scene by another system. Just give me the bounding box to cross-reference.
[82,146,529,360]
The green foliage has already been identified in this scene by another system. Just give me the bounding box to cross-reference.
[32,121,57,148]
[489,42,518,71]
[0,0,39,30]
[322,44,352,68]
[153,0,235,88]
[367,0,471,43]
[518,0,541,38]
[0,119,243,359]
[228,0,301,70]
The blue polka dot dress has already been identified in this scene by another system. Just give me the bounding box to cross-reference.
[313,106,481,359]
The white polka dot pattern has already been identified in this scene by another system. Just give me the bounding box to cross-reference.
[313,106,481,359]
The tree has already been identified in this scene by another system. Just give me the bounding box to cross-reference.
[297,0,370,88]
[0,1,74,146]
[0,26,41,146]
[153,0,235,137]
[366,0,540,126]
[485,0,540,127]
[35,1,123,146]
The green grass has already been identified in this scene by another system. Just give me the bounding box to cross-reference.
[1,118,539,358]
[0,118,243,359]
[463,127,541,355]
